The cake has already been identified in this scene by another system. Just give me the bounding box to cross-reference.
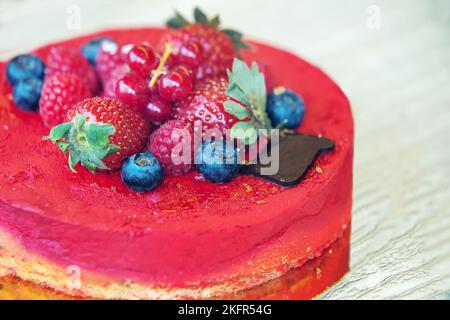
[0,9,353,300]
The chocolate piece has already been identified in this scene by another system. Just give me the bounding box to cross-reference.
[241,133,334,187]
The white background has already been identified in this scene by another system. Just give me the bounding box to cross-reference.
[0,0,449,299]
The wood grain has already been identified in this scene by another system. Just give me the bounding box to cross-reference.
[0,0,449,299]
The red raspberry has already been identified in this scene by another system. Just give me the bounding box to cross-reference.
[39,73,91,128]
[95,41,124,84]
[102,64,129,98]
[148,120,193,176]
[46,47,99,94]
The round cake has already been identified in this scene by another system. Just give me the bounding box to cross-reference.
[0,25,353,299]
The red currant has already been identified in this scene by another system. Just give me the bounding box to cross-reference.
[115,73,150,110]
[171,65,195,82]
[126,45,158,78]
[157,71,192,102]
[178,42,203,67]
[144,96,172,123]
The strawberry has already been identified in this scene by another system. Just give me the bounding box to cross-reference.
[39,73,91,128]
[45,47,100,94]
[175,58,272,147]
[44,97,151,173]
[174,77,240,131]
[160,7,249,80]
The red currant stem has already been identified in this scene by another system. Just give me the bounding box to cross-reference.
[149,43,173,89]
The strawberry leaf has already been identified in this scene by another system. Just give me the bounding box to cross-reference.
[44,114,120,173]
[166,11,190,29]
[209,15,220,27]
[224,100,251,120]
[43,122,73,143]
[222,29,251,51]
[194,7,208,24]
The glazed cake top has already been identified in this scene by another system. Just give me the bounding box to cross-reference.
[0,28,353,233]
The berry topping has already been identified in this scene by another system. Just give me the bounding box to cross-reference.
[44,97,150,172]
[161,7,249,80]
[114,73,150,110]
[266,87,305,129]
[39,73,91,128]
[6,54,45,86]
[144,96,172,123]
[13,78,43,112]
[46,47,99,94]
[174,77,237,131]
[148,120,193,176]
[175,58,272,146]
[178,41,203,67]
[81,37,117,65]
[157,70,193,102]
[102,63,129,98]
[126,44,158,78]
[196,140,240,183]
[121,152,163,192]
[95,41,124,83]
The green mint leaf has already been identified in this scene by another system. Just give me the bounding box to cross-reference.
[224,100,251,120]
[43,122,73,143]
[193,7,208,24]
[227,70,251,106]
[231,121,258,145]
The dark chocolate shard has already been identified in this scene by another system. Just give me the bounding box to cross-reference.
[240,133,334,187]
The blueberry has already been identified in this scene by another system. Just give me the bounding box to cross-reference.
[121,152,163,192]
[13,78,43,111]
[6,54,45,86]
[81,37,116,65]
[266,87,305,129]
[196,140,240,183]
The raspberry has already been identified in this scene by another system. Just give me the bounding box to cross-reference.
[148,120,193,176]
[39,73,91,128]
[102,64,129,98]
[95,41,124,84]
[45,47,99,94]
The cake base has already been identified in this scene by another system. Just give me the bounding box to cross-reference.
[0,227,349,300]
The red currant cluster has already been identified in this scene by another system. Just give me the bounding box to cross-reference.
[113,43,196,124]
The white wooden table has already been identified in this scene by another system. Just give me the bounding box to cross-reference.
[0,0,449,300]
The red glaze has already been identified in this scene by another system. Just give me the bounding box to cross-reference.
[0,28,353,296]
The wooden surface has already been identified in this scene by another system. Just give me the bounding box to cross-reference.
[0,0,449,299]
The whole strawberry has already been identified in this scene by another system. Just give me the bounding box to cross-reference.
[175,58,272,146]
[148,120,193,176]
[45,47,99,94]
[39,73,91,128]
[160,7,249,80]
[174,77,240,132]
[44,97,151,172]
